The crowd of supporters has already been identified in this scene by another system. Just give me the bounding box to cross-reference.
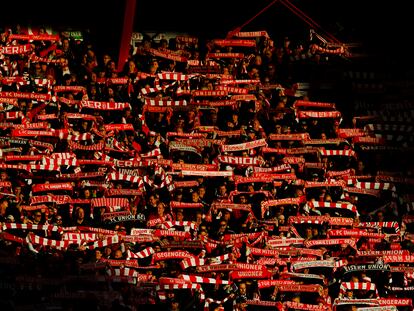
[0,24,413,311]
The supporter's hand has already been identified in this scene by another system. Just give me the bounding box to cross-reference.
[166,107,173,119]
[318,287,324,296]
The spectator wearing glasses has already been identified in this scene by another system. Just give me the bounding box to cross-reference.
[32,211,44,225]
[212,220,230,240]
[53,215,63,226]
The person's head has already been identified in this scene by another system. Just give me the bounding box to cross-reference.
[130,204,138,214]
[254,55,262,66]
[175,209,184,221]
[360,272,371,283]
[157,202,165,216]
[33,211,42,223]
[99,206,106,217]
[118,225,126,234]
[75,207,85,220]
[247,183,255,192]
[89,85,97,96]
[239,195,248,204]
[376,211,384,222]
[232,113,238,123]
[248,66,260,79]
[169,299,180,311]
[104,246,112,257]
[127,59,136,72]
[218,184,227,196]
[191,191,199,203]
[81,120,88,130]
[83,188,91,198]
[345,289,353,299]
[153,243,162,253]
[238,282,247,295]
[356,160,365,173]
[0,171,8,181]
[107,87,115,98]
[40,62,48,72]
[195,211,203,224]
[197,176,205,185]
[48,205,57,217]
[95,249,103,260]
[148,195,158,206]
[324,193,332,202]
[300,120,308,130]
[275,205,284,217]
[305,226,313,238]
[213,305,224,311]
[247,128,256,139]
[0,198,9,211]
[63,73,71,85]
[223,209,231,221]
[102,54,111,66]
[187,110,195,120]
[176,113,185,125]
[148,132,156,143]
[226,120,234,129]
[274,123,282,134]
[282,125,291,134]
[113,249,123,259]
[168,60,176,71]
[218,221,227,232]
[267,64,276,74]
[197,186,206,198]
[62,38,70,50]
[106,60,116,71]
[351,275,359,282]
[210,110,218,124]
[174,190,183,201]
[277,215,285,225]
[55,215,63,226]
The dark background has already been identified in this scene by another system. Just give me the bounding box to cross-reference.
[1,0,411,65]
